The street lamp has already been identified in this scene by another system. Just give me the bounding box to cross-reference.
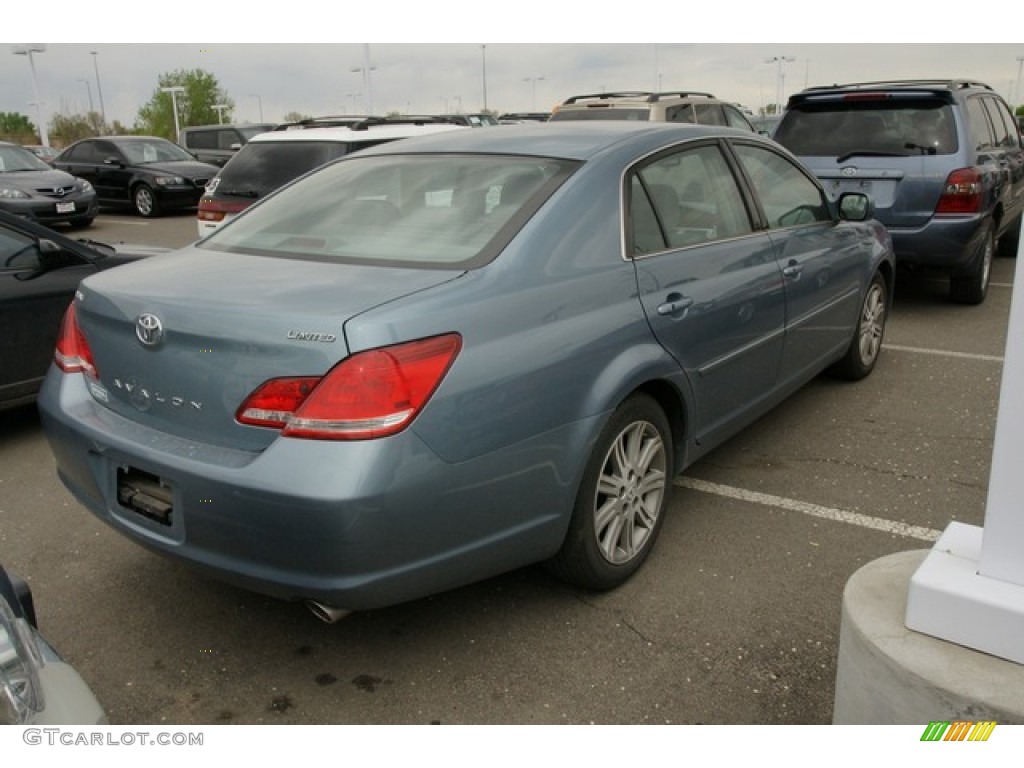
[90,50,107,126]
[351,44,377,116]
[78,78,94,113]
[213,103,228,124]
[1015,56,1024,108]
[11,44,48,147]
[249,93,263,122]
[481,44,488,112]
[161,86,185,142]
[523,75,545,111]
[765,56,795,115]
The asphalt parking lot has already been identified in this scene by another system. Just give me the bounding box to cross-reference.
[0,209,1015,725]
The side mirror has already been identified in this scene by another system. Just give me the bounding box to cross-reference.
[838,192,873,222]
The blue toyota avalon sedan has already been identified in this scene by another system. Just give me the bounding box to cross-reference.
[38,122,894,620]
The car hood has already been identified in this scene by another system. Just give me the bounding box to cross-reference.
[136,160,217,178]
[73,246,464,450]
[0,167,81,189]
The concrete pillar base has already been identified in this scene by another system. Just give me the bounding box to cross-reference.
[833,549,1024,724]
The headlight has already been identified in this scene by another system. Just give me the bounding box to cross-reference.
[79,180,94,192]
[0,188,30,199]
[0,594,44,724]
[154,176,185,186]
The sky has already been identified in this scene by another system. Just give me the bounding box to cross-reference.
[4,5,1024,135]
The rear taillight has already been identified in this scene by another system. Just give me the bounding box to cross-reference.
[197,198,250,223]
[54,303,98,379]
[936,168,983,214]
[236,333,461,440]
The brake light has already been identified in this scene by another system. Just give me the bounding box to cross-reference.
[197,198,250,222]
[236,334,461,440]
[936,168,982,214]
[54,303,98,379]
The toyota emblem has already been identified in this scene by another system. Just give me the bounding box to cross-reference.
[136,313,164,347]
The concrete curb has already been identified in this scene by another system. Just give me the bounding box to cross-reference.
[833,549,1024,724]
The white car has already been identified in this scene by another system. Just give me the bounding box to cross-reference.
[1,565,106,724]
[197,118,466,237]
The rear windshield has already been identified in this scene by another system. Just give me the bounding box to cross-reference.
[774,100,958,157]
[550,108,650,121]
[213,142,352,198]
[201,154,578,268]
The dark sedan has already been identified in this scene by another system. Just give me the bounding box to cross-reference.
[53,136,218,218]
[0,210,167,410]
[0,142,98,228]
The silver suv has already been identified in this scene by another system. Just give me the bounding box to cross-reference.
[549,91,755,131]
[774,79,1024,304]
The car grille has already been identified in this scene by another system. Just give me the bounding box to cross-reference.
[36,185,77,198]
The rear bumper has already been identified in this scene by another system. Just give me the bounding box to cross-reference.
[38,370,584,612]
[887,214,988,275]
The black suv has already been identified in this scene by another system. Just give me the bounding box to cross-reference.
[774,79,1024,304]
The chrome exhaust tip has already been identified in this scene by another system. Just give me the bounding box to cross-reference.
[306,600,352,623]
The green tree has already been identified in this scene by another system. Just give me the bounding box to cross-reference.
[0,112,37,142]
[135,69,233,140]
[49,111,109,144]
[282,111,311,123]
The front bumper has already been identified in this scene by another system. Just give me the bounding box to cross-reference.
[0,193,99,225]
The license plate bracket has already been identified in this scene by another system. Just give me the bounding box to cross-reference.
[116,466,173,526]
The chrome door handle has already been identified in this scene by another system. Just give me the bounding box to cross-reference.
[657,294,694,316]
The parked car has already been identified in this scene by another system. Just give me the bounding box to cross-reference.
[773,79,1024,304]
[750,114,783,137]
[38,122,893,620]
[549,91,756,131]
[197,118,466,236]
[22,145,60,165]
[497,112,552,123]
[0,209,167,410]
[178,123,277,167]
[0,142,97,228]
[0,562,107,724]
[53,136,219,218]
[432,113,500,127]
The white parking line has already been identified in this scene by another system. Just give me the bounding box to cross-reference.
[881,344,1004,363]
[675,477,943,542]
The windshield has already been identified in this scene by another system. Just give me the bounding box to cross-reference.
[774,100,958,157]
[201,153,577,268]
[215,142,351,197]
[238,125,276,140]
[0,145,52,172]
[113,139,196,164]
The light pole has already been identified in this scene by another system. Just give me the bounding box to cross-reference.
[765,56,795,115]
[161,86,185,142]
[213,103,228,124]
[249,93,263,122]
[78,78,94,113]
[351,44,376,116]
[11,44,48,147]
[1015,56,1024,109]
[481,44,488,112]
[524,76,545,111]
[90,50,106,126]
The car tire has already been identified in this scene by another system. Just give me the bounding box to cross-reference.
[950,224,994,305]
[133,184,160,218]
[546,393,673,591]
[829,271,888,381]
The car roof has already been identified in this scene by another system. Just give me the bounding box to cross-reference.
[248,122,467,144]
[354,121,757,162]
[559,90,719,105]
